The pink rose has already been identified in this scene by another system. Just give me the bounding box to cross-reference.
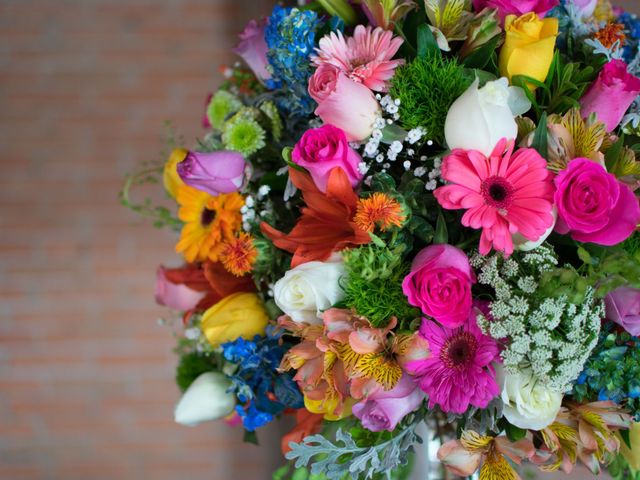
[580,60,640,132]
[308,63,340,104]
[292,125,363,192]
[605,287,640,336]
[352,374,425,432]
[472,0,559,22]
[155,267,206,311]
[314,73,381,142]
[402,244,476,328]
[177,150,247,196]
[555,158,640,245]
[232,19,272,83]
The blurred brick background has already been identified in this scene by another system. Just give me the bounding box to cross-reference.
[0,1,638,479]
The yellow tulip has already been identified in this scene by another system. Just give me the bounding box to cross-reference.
[304,395,354,421]
[200,292,269,347]
[499,13,558,87]
[163,147,188,199]
[620,422,640,472]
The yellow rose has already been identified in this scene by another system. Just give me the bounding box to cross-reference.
[499,13,558,87]
[200,292,269,347]
[620,422,640,472]
[163,147,188,199]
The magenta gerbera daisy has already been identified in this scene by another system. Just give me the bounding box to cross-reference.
[312,25,404,92]
[405,312,500,414]
[434,139,555,256]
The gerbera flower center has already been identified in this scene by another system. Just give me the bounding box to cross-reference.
[440,331,478,369]
[200,207,217,226]
[481,176,514,210]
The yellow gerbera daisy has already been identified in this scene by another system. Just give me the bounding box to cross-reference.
[175,185,244,263]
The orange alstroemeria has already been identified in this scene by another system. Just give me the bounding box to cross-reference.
[261,167,371,267]
[281,409,324,455]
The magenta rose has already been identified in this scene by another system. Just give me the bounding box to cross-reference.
[580,60,640,132]
[308,63,340,104]
[292,125,363,192]
[472,0,559,22]
[605,287,640,336]
[177,150,247,196]
[314,73,381,142]
[232,19,272,84]
[352,373,425,432]
[554,158,640,246]
[155,267,206,311]
[402,244,476,328]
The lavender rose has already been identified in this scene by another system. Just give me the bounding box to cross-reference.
[605,287,640,336]
[352,374,425,432]
[292,124,363,192]
[177,150,247,196]
[232,19,272,84]
[402,244,476,328]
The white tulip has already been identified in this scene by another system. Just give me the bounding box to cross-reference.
[273,257,346,324]
[174,372,235,426]
[498,367,563,431]
[445,78,531,156]
[513,206,558,252]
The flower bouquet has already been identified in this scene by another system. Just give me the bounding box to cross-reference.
[122,0,640,478]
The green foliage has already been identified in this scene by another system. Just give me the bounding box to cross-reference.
[342,240,419,328]
[389,54,470,144]
[175,352,218,392]
[608,454,640,480]
[577,246,640,298]
[512,51,600,120]
[622,232,640,263]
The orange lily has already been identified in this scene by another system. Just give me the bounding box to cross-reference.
[261,167,371,267]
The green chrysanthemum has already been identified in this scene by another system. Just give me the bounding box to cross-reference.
[206,90,242,130]
[222,114,266,157]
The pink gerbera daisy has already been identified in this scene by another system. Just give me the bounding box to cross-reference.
[312,25,404,92]
[434,139,555,256]
[405,312,500,414]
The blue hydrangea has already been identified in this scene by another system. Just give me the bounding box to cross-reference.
[221,326,304,432]
[264,6,320,117]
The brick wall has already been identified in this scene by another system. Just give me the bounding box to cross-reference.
[0,1,638,479]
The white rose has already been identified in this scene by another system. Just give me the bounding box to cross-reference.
[273,257,346,324]
[499,368,563,431]
[174,372,236,426]
[445,78,531,156]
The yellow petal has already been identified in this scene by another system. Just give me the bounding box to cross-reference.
[163,148,188,199]
[479,450,519,480]
[200,293,269,347]
[619,422,640,472]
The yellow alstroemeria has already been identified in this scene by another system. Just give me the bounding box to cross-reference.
[200,292,268,347]
[499,12,558,87]
[304,395,354,421]
[163,147,188,199]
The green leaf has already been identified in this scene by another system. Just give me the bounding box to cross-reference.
[605,134,625,172]
[461,36,500,70]
[505,423,527,442]
[272,465,291,480]
[434,211,448,244]
[282,146,305,172]
[417,24,438,58]
[381,123,408,144]
[531,112,548,160]
[620,425,632,449]
[292,467,310,480]
[244,430,259,445]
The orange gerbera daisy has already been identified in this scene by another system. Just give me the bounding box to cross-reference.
[221,232,258,277]
[175,185,244,263]
[261,167,371,267]
[354,192,406,233]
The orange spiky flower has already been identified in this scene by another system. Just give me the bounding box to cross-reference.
[221,232,258,277]
[594,23,626,50]
[354,192,406,233]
